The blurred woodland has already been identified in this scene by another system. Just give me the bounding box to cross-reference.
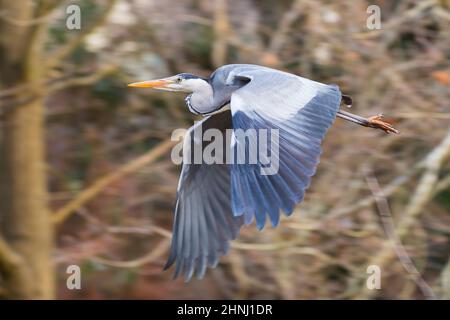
[0,0,449,299]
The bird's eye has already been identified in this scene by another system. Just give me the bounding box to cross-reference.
[177,77,182,83]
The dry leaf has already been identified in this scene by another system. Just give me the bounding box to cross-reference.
[432,71,450,85]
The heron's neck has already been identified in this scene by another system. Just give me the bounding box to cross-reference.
[186,81,218,115]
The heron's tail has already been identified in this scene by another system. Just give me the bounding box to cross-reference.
[341,94,352,107]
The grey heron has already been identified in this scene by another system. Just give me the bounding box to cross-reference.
[128,64,398,281]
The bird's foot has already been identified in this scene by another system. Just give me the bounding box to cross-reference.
[367,114,399,134]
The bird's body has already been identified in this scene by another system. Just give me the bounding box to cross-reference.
[184,64,331,115]
[128,64,398,281]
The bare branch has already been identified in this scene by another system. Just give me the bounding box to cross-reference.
[74,206,172,239]
[268,0,304,54]
[47,64,118,92]
[0,0,62,26]
[327,130,450,221]
[354,129,450,299]
[352,0,436,40]
[0,64,118,104]
[0,234,22,274]
[326,165,420,220]
[0,234,33,298]
[47,0,118,68]
[106,226,171,239]
[232,239,304,251]
[364,172,436,300]
[91,239,170,268]
[52,139,177,225]
[0,83,29,99]
[402,130,450,228]
[211,0,229,67]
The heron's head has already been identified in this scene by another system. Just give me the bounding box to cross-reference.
[128,73,208,93]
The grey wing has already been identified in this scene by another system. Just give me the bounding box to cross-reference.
[229,67,342,229]
[164,110,244,281]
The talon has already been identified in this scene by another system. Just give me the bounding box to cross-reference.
[367,115,399,134]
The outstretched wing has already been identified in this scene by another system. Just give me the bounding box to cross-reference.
[164,110,244,281]
[229,66,342,229]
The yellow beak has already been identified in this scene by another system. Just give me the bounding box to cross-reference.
[127,79,171,88]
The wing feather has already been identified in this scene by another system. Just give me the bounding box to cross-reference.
[229,66,342,229]
[166,65,342,280]
[164,111,244,281]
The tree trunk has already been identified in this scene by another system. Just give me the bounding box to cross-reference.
[1,99,54,299]
[0,0,54,299]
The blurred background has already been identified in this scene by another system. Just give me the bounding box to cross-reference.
[0,0,449,300]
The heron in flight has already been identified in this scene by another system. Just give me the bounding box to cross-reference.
[128,64,398,281]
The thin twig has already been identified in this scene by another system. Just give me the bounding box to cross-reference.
[354,130,450,298]
[232,239,304,251]
[91,239,170,268]
[106,225,172,239]
[327,130,450,221]
[326,166,419,220]
[52,139,176,224]
[0,4,56,26]
[47,64,118,93]
[0,65,118,103]
[365,172,436,300]
[47,0,118,68]
[268,0,304,54]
